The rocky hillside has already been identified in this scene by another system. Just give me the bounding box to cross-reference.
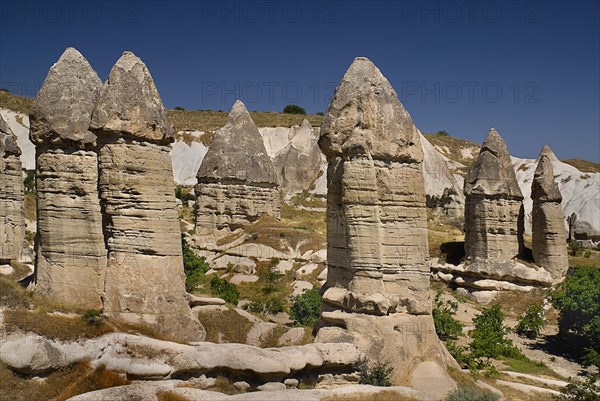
[1,91,598,240]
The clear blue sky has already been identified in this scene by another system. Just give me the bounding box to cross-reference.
[1,0,599,162]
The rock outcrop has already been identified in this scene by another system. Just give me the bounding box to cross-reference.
[464,128,525,261]
[0,115,24,263]
[90,51,203,341]
[315,57,456,388]
[29,48,107,309]
[195,100,280,233]
[268,119,324,193]
[531,149,568,280]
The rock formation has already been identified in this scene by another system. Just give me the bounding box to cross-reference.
[531,149,568,280]
[195,100,280,233]
[0,115,24,263]
[315,57,456,389]
[90,51,203,341]
[464,128,524,261]
[29,48,107,309]
[270,119,324,193]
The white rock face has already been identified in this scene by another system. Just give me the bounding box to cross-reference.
[170,134,208,185]
[513,149,600,241]
[0,109,34,169]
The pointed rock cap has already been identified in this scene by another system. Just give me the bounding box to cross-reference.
[318,57,423,162]
[197,100,278,186]
[0,114,21,156]
[536,144,560,163]
[532,154,562,202]
[90,51,174,144]
[464,128,523,199]
[29,47,102,147]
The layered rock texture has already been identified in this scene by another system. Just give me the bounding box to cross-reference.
[29,48,107,309]
[531,149,568,280]
[316,57,456,386]
[464,129,525,261]
[195,101,280,233]
[0,115,24,263]
[90,51,203,341]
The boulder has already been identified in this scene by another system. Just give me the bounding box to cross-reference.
[29,47,107,309]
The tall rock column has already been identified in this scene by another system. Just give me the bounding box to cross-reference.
[315,57,457,390]
[29,48,107,309]
[195,100,280,233]
[531,149,568,280]
[0,115,24,264]
[90,51,204,342]
[464,129,524,262]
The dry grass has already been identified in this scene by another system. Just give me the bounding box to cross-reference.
[24,192,36,221]
[4,308,113,341]
[423,132,480,169]
[568,251,600,269]
[280,204,327,239]
[486,380,556,401]
[493,289,548,319]
[562,158,600,173]
[0,277,34,308]
[0,90,33,115]
[0,362,129,401]
[290,192,326,209]
[322,391,420,401]
[243,214,326,254]
[158,390,193,401]
[196,307,254,344]
[167,109,323,132]
[427,217,464,262]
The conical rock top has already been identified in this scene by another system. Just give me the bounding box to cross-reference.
[29,47,102,147]
[464,128,523,199]
[197,100,278,186]
[319,57,423,162]
[532,154,562,203]
[536,144,560,163]
[90,51,174,144]
[0,115,20,156]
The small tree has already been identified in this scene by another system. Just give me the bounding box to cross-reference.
[433,292,463,341]
[210,276,239,305]
[181,235,209,292]
[283,104,306,115]
[470,304,518,361]
[515,302,547,339]
[359,359,394,387]
[290,288,322,326]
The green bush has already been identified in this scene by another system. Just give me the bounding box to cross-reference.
[433,292,464,341]
[24,170,35,193]
[358,359,393,387]
[567,240,584,256]
[283,104,306,115]
[82,309,103,326]
[290,288,322,326]
[515,301,547,339]
[244,299,284,316]
[181,236,209,292]
[174,106,185,111]
[436,130,449,137]
[210,276,239,305]
[470,304,520,361]
[554,375,600,401]
[263,264,284,295]
[444,387,500,401]
[550,265,600,369]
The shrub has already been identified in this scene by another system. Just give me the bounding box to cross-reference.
[433,292,463,341]
[470,304,520,361]
[181,236,209,292]
[283,104,306,115]
[290,288,322,326]
[515,301,547,339]
[24,170,35,193]
[359,359,394,387]
[554,375,600,401]
[550,265,600,369]
[263,264,284,295]
[436,130,449,137]
[82,309,103,326]
[244,298,284,315]
[444,387,500,401]
[316,112,324,116]
[567,240,584,256]
[174,106,185,111]
[210,276,239,305]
